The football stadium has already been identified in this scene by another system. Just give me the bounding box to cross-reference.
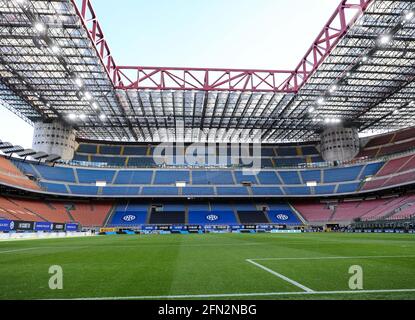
[0,0,415,303]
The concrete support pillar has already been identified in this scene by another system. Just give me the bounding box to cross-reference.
[32,121,77,160]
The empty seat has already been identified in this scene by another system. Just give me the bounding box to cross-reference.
[237,211,269,224]
[279,171,301,185]
[149,211,185,224]
[216,187,249,196]
[77,169,116,183]
[154,171,190,184]
[324,166,363,183]
[114,170,153,185]
[142,187,179,196]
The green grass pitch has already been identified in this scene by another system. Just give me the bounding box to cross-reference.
[1,233,415,300]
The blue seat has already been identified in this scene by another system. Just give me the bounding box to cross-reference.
[123,146,148,156]
[128,157,156,167]
[267,203,292,211]
[267,210,301,225]
[109,211,148,226]
[234,203,257,211]
[69,185,98,195]
[277,147,297,157]
[324,166,363,183]
[77,144,98,154]
[315,185,336,195]
[142,187,179,196]
[311,156,324,163]
[114,171,153,185]
[279,171,301,185]
[302,146,319,155]
[102,187,140,196]
[284,186,311,195]
[187,203,210,211]
[100,145,122,155]
[12,161,39,178]
[360,162,384,179]
[188,210,237,225]
[210,203,234,211]
[77,169,116,183]
[337,182,360,194]
[192,171,234,185]
[216,187,249,195]
[90,156,126,166]
[73,154,89,162]
[261,148,276,157]
[251,187,283,196]
[154,171,190,184]
[182,187,215,196]
[123,203,150,211]
[36,165,76,183]
[261,158,274,168]
[256,171,281,185]
[300,170,321,183]
[275,158,304,167]
[40,182,68,194]
[234,171,258,184]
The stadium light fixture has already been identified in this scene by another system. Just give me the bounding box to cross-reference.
[92,102,99,110]
[99,114,106,120]
[74,77,83,88]
[404,11,414,22]
[308,107,315,113]
[84,92,93,101]
[379,34,391,45]
[317,98,325,105]
[79,114,87,121]
[361,56,369,63]
[329,85,338,93]
[68,113,77,121]
[50,44,61,54]
[34,22,46,34]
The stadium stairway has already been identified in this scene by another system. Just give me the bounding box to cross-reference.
[103,204,118,227]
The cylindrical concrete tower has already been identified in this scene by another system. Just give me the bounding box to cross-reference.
[320,126,360,163]
[32,121,77,160]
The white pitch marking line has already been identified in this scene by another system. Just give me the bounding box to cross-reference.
[63,288,415,300]
[246,259,315,293]
[250,255,415,261]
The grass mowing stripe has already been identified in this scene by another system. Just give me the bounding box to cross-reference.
[64,289,415,300]
[0,248,40,254]
[246,259,315,293]
[251,255,415,261]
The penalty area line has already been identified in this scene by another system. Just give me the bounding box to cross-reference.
[246,259,315,293]
[65,289,415,300]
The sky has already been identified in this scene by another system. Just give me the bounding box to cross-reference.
[0,0,340,148]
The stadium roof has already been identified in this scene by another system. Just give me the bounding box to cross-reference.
[0,0,414,143]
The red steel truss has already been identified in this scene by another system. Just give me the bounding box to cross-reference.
[72,0,373,93]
